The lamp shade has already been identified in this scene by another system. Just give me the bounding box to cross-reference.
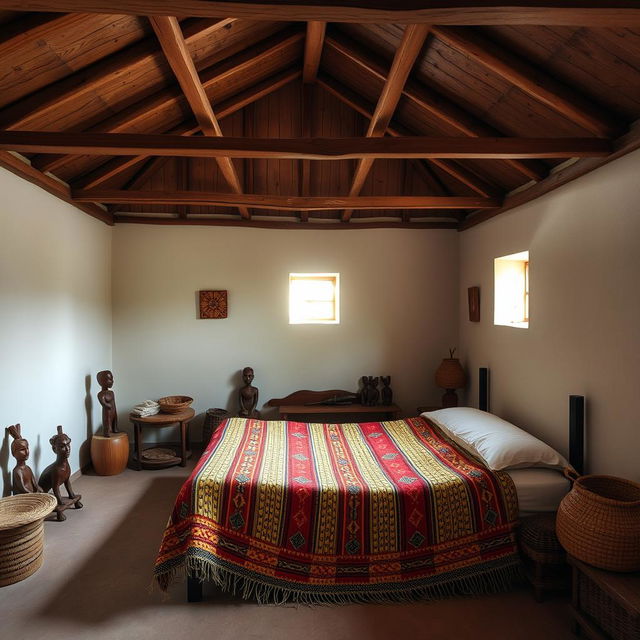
[435,358,466,390]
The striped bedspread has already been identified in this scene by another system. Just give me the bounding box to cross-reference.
[155,416,520,603]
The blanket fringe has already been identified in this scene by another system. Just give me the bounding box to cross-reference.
[155,556,524,606]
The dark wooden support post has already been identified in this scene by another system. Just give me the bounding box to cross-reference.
[187,576,203,602]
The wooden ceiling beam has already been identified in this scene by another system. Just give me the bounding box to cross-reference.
[0,151,112,224]
[325,33,548,183]
[4,2,640,26]
[317,74,501,199]
[72,190,501,210]
[0,132,611,159]
[70,67,301,189]
[343,24,429,222]
[149,15,249,218]
[432,26,619,138]
[303,21,326,83]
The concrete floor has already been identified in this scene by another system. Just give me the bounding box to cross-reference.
[0,459,575,640]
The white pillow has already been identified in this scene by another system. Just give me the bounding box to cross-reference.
[421,407,568,471]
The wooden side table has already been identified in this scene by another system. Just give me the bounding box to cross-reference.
[568,555,640,639]
[130,408,195,470]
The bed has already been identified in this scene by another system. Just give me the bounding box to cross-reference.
[154,399,573,604]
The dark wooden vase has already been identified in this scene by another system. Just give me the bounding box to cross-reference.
[90,432,129,476]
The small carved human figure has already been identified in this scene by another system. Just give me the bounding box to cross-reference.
[368,377,380,406]
[360,375,371,405]
[380,376,393,405]
[239,367,259,418]
[39,426,82,521]
[7,424,43,495]
[97,369,119,437]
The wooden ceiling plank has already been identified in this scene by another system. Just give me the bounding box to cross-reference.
[0,131,612,159]
[325,33,548,182]
[343,24,430,222]
[3,2,640,27]
[318,73,501,198]
[303,21,326,83]
[0,151,112,224]
[72,190,501,210]
[69,68,301,189]
[150,15,250,218]
[432,26,619,138]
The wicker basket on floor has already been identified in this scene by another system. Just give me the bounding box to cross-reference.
[203,408,231,444]
[557,471,640,572]
[0,493,57,587]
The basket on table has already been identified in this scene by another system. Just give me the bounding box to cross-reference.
[157,395,193,414]
[556,470,640,572]
[0,493,57,587]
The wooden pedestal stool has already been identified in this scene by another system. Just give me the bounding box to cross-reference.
[519,512,570,601]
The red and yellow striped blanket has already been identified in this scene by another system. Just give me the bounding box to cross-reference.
[155,416,520,603]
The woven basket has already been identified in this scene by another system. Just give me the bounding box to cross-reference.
[203,408,231,444]
[158,395,193,414]
[556,470,640,572]
[0,493,57,587]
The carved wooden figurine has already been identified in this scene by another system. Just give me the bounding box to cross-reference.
[97,370,119,437]
[239,367,259,418]
[361,376,380,406]
[381,376,393,405]
[360,375,370,405]
[8,424,43,495]
[39,426,82,521]
[369,376,380,406]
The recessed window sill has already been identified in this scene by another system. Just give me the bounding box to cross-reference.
[495,321,529,329]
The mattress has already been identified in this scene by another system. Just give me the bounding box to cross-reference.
[506,468,570,516]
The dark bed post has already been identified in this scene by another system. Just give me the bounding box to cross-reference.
[569,395,585,475]
[187,576,203,602]
[479,368,489,412]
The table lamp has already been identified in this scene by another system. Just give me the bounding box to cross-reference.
[435,348,466,408]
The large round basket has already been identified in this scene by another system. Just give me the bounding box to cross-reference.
[556,472,640,572]
[158,395,193,414]
[0,493,57,587]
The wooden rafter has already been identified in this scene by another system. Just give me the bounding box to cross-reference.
[149,15,249,219]
[71,68,301,190]
[4,2,640,27]
[432,26,619,138]
[325,33,548,183]
[317,74,502,199]
[72,190,501,210]
[0,132,611,159]
[343,24,429,222]
[303,21,326,83]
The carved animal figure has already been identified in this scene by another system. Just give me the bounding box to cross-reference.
[369,377,380,406]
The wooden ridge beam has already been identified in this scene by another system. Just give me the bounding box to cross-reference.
[432,26,619,138]
[149,15,249,218]
[72,190,501,210]
[318,74,502,199]
[303,21,326,83]
[3,2,640,26]
[0,151,112,224]
[66,68,301,188]
[113,216,459,230]
[325,33,548,182]
[343,24,429,222]
[0,132,612,159]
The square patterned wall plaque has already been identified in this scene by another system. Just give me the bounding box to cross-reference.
[199,290,228,319]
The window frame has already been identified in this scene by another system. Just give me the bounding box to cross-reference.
[288,272,340,325]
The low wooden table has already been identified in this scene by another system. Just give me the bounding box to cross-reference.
[130,408,195,470]
[277,403,401,423]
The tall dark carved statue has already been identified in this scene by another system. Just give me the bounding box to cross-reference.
[97,369,119,438]
[7,424,43,495]
[239,366,259,418]
[39,426,82,521]
[381,376,393,405]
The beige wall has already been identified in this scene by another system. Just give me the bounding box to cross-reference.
[112,226,459,439]
[0,167,112,492]
[459,149,640,481]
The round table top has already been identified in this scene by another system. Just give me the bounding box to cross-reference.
[129,407,195,423]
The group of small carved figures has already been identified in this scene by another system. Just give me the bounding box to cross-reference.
[360,376,393,406]
[7,423,82,522]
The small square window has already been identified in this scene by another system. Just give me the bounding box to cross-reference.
[289,273,339,324]
[494,251,529,328]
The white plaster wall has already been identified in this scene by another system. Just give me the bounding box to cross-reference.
[459,149,640,481]
[0,167,112,492]
[112,226,459,440]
